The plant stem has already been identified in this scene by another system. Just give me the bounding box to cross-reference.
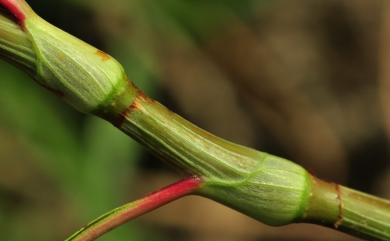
[100,86,311,226]
[0,11,34,70]
[0,1,389,240]
[0,0,27,26]
[109,87,390,239]
[302,176,390,240]
[65,176,202,241]
[98,85,390,240]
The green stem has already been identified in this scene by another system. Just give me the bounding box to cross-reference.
[0,1,389,240]
[302,176,390,241]
[103,88,311,226]
[99,87,390,239]
[108,88,262,180]
[0,13,34,71]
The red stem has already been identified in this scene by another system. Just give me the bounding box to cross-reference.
[68,176,203,241]
[0,0,26,27]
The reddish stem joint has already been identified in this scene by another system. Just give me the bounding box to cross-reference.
[0,0,26,27]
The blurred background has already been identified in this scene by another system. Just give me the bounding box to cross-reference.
[0,0,389,240]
